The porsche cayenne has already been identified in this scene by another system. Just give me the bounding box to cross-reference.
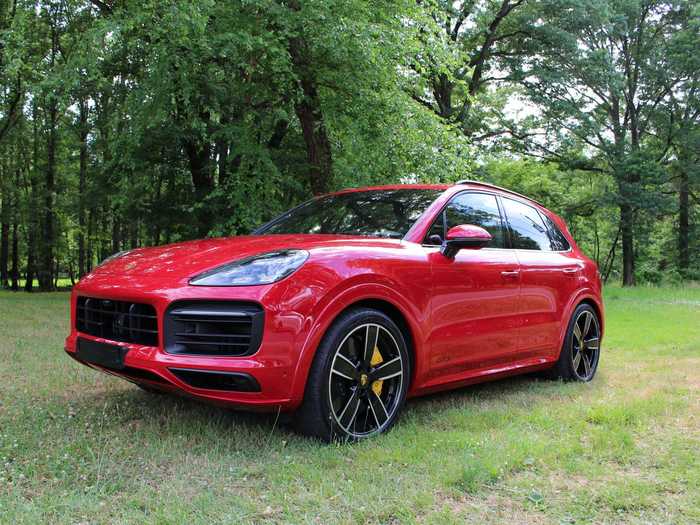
[65,181,603,441]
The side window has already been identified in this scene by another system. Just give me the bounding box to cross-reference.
[501,198,551,250]
[425,215,445,245]
[540,212,570,251]
[425,193,506,248]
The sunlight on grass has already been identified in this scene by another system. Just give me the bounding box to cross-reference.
[1,286,698,524]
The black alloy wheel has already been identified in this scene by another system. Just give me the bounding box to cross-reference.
[295,308,410,441]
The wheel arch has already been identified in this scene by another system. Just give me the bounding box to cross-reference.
[289,284,425,407]
[578,297,603,332]
[341,298,417,382]
[555,292,604,360]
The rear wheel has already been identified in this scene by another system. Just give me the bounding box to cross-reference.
[552,304,601,381]
[295,308,410,442]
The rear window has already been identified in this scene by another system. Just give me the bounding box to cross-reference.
[540,213,571,251]
[501,198,551,251]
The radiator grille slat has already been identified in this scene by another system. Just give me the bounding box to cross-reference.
[76,296,158,346]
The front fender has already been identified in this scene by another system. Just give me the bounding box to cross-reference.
[287,276,428,406]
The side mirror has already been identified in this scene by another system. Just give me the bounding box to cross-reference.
[440,224,492,258]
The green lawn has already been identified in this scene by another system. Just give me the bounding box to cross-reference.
[1,287,698,524]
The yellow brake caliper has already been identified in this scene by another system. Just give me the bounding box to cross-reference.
[371,347,383,396]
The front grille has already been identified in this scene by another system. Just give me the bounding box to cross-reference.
[164,301,264,357]
[76,296,158,346]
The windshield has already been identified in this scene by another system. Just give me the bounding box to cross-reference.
[255,189,443,239]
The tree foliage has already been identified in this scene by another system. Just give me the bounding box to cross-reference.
[0,0,698,290]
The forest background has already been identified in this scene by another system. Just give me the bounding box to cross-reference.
[0,0,698,291]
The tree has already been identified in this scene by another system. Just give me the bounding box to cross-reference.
[505,0,697,285]
[408,0,531,140]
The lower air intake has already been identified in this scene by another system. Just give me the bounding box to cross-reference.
[169,368,261,392]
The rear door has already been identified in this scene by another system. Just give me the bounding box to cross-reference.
[499,197,580,360]
[426,192,522,382]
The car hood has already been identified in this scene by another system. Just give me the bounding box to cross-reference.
[86,234,402,282]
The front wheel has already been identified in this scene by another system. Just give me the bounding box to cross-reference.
[294,308,410,442]
[551,304,601,381]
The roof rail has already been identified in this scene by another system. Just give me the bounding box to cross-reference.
[454,180,543,206]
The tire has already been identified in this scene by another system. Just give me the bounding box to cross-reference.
[550,303,601,382]
[294,308,411,442]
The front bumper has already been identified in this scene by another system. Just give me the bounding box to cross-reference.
[65,334,296,410]
[64,280,310,411]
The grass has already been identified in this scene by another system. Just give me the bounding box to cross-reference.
[1,286,699,524]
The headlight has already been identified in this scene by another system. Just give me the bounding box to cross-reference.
[97,250,131,268]
[189,250,309,286]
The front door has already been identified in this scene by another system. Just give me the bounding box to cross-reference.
[425,192,521,383]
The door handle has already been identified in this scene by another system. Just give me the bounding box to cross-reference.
[562,268,579,276]
[501,270,520,279]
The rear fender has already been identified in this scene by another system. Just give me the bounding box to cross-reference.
[555,289,604,359]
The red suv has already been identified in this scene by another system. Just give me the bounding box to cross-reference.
[65,181,603,441]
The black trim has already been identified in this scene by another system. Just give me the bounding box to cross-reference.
[68,346,169,385]
[76,296,158,346]
[76,338,128,370]
[495,195,513,249]
[118,366,169,384]
[169,368,261,392]
[164,301,264,357]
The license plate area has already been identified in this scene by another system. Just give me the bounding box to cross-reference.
[76,338,128,370]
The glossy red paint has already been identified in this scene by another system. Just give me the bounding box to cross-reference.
[445,224,492,242]
[65,183,604,411]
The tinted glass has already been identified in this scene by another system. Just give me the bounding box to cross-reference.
[256,189,442,239]
[502,198,551,250]
[425,192,505,248]
[541,213,570,251]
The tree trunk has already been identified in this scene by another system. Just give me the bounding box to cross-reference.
[100,207,109,262]
[620,201,635,286]
[286,5,333,195]
[25,218,35,293]
[10,150,19,291]
[183,134,214,237]
[11,220,18,291]
[129,219,138,249]
[86,208,94,273]
[54,257,59,289]
[111,210,121,254]
[433,74,454,119]
[0,208,8,288]
[0,165,8,287]
[216,112,230,187]
[39,97,57,291]
[78,99,88,277]
[25,100,39,293]
[678,169,689,273]
[216,138,229,186]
